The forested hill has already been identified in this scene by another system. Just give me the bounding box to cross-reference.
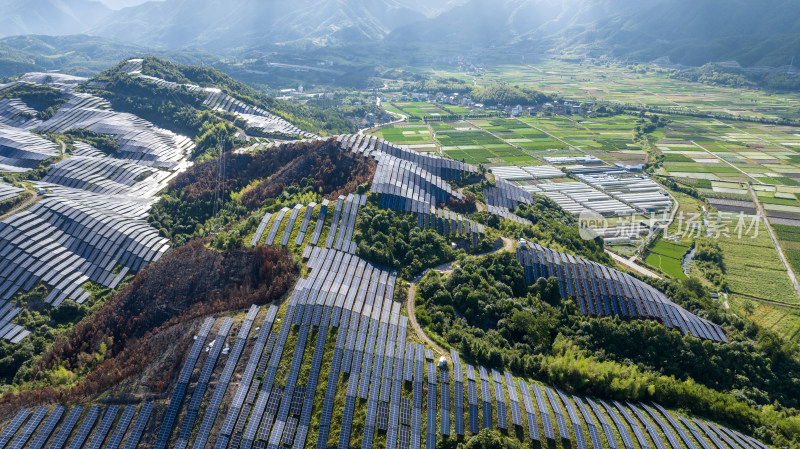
[86,57,358,150]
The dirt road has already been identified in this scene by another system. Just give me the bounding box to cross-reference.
[404,236,515,361]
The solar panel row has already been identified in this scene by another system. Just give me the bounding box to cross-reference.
[216,306,277,444]
[309,200,329,246]
[517,380,539,441]
[599,400,635,449]
[264,207,290,246]
[6,407,45,449]
[49,406,83,449]
[123,402,154,449]
[639,403,681,449]
[338,134,476,181]
[67,405,100,449]
[85,406,118,449]
[294,202,318,246]
[280,204,304,246]
[174,318,233,449]
[103,405,136,449]
[426,359,437,449]
[516,244,727,342]
[544,387,569,440]
[491,369,507,430]
[153,317,215,449]
[531,384,555,440]
[574,397,602,449]
[28,406,65,449]
[372,150,466,213]
[239,296,299,449]
[193,305,260,449]
[0,409,31,448]
[503,372,522,428]
[415,206,485,246]
[613,401,650,449]
[556,389,584,449]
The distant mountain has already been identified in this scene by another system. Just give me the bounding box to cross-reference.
[0,0,111,37]
[386,0,800,67]
[2,0,800,68]
[558,0,800,67]
[386,0,642,48]
[0,35,216,78]
[89,0,437,51]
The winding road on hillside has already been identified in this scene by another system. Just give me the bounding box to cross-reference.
[405,236,513,361]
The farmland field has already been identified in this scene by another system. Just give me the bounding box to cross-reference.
[374,59,800,339]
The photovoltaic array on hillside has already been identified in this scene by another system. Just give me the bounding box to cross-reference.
[0,73,196,339]
[0,272,762,448]
[121,59,315,139]
[515,241,726,341]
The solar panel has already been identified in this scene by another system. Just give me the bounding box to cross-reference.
[377,402,390,431]
[650,404,698,449]
[0,408,31,447]
[464,364,475,381]
[282,417,298,446]
[399,425,411,449]
[49,406,83,449]
[585,398,617,449]
[400,398,412,426]
[531,384,555,440]
[640,403,682,449]
[491,370,507,430]
[517,380,539,441]
[481,402,492,430]
[27,406,65,449]
[337,396,357,449]
[732,429,763,449]
[290,386,305,415]
[7,406,46,449]
[103,405,136,449]
[678,416,715,449]
[411,406,421,449]
[544,387,569,440]
[450,351,462,382]
[453,381,464,436]
[628,403,666,449]
[703,420,741,449]
[599,400,634,449]
[575,397,602,449]
[556,390,584,449]
[194,307,260,449]
[719,425,753,449]
[427,367,438,444]
[467,377,479,434]
[86,406,118,449]
[613,401,650,449]
[154,317,214,448]
[67,406,101,449]
[440,378,450,437]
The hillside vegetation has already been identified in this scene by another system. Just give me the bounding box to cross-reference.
[0,241,298,415]
[137,57,358,135]
[149,139,376,246]
[416,252,800,447]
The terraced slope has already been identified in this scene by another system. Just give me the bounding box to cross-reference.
[0,248,768,449]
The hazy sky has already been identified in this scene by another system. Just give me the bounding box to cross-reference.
[97,0,161,9]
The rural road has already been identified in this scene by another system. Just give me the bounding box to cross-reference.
[690,140,761,183]
[405,236,514,361]
[748,184,800,300]
[606,249,662,279]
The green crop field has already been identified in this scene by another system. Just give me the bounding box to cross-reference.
[645,252,686,279]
